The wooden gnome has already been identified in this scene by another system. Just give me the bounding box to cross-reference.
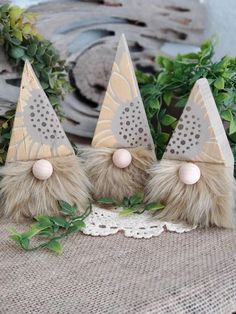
[0,61,90,221]
[84,34,155,203]
[146,78,236,228]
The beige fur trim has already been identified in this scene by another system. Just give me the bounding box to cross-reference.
[145,159,236,228]
[0,155,91,221]
[83,147,155,203]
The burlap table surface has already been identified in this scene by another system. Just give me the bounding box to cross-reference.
[0,219,236,314]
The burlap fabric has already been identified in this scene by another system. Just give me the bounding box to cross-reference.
[0,219,236,314]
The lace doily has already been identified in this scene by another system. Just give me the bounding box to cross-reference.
[83,207,196,239]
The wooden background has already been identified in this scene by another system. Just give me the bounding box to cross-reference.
[0,0,206,143]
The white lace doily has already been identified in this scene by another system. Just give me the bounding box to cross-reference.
[83,207,196,239]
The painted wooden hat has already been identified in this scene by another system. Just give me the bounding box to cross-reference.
[7,60,74,163]
[164,78,234,169]
[92,34,154,150]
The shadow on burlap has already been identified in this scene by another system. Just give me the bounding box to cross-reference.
[0,219,236,314]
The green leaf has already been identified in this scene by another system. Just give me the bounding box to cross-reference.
[96,197,116,205]
[52,225,59,233]
[175,97,187,108]
[9,6,23,26]
[156,56,173,70]
[2,122,8,129]
[72,220,86,230]
[129,192,144,206]
[182,52,199,60]
[0,4,10,12]
[27,43,38,56]
[149,99,160,112]
[9,228,22,242]
[119,207,137,216]
[46,240,62,254]
[156,55,164,66]
[161,114,177,126]
[36,45,47,57]
[40,81,49,89]
[200,38,214,59]
[43,53,52,66]
[156,132,170,145]
[40,69,49,82]
[216,92,229,103]
[50,216,69,228]
[38,230,54,237]
[163,92,172,106]
[20,238,29,250]
[2,132,11,139]
[221,110,232,122]
[229,117,236,135]
[48,95,60,106]
[162,58,173,71]
[22,23,32,34]
[121,197,130,208]
[34,215,52,225]
[214,77,225,90]
[21,223,49,239]
[13,29,23,42]
[58,200,76,215]
[67,220,86,233]
[157,72,172,85]
[9,46,25,59]
[10,234,22,242]
[144,202,165,212]
[7,36,21,46]
[136,70,152,84]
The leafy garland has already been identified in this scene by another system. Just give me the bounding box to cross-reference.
[9,194,164,254]
[137,39,236,176]
[97,192,164,216]
[0,4,72,164]
[9,201,92,254]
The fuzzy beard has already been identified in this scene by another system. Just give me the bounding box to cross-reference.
[145,159,236,228]
[0,155,91,221]
[83,147,155,203]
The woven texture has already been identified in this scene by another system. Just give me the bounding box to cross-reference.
[0,219,236,314]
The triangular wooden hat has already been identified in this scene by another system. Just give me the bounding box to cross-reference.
[92,34,154,150]
[7,60,74,162]
[164,78,234,168]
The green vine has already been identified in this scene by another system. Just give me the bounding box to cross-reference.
[97,192,164,216]
[9,201,92,254]
[137,39,236,175]
[0,4,73,164]
[9,194,164,254]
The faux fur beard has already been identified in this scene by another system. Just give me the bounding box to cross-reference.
[0,155,91,221]
[145,159,236,228]
[83,147,155,203]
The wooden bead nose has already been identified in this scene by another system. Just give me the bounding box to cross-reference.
[32,159,53,180]
[112,149,132,168]
[179,163,201,185]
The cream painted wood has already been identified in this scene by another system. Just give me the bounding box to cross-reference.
[6,61,74,162]
[92,35,154,150]
[164,78,234,168]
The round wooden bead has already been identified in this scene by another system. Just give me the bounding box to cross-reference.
[32,159,53,180]
[112,149,132,168]
[179,162,201,185]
